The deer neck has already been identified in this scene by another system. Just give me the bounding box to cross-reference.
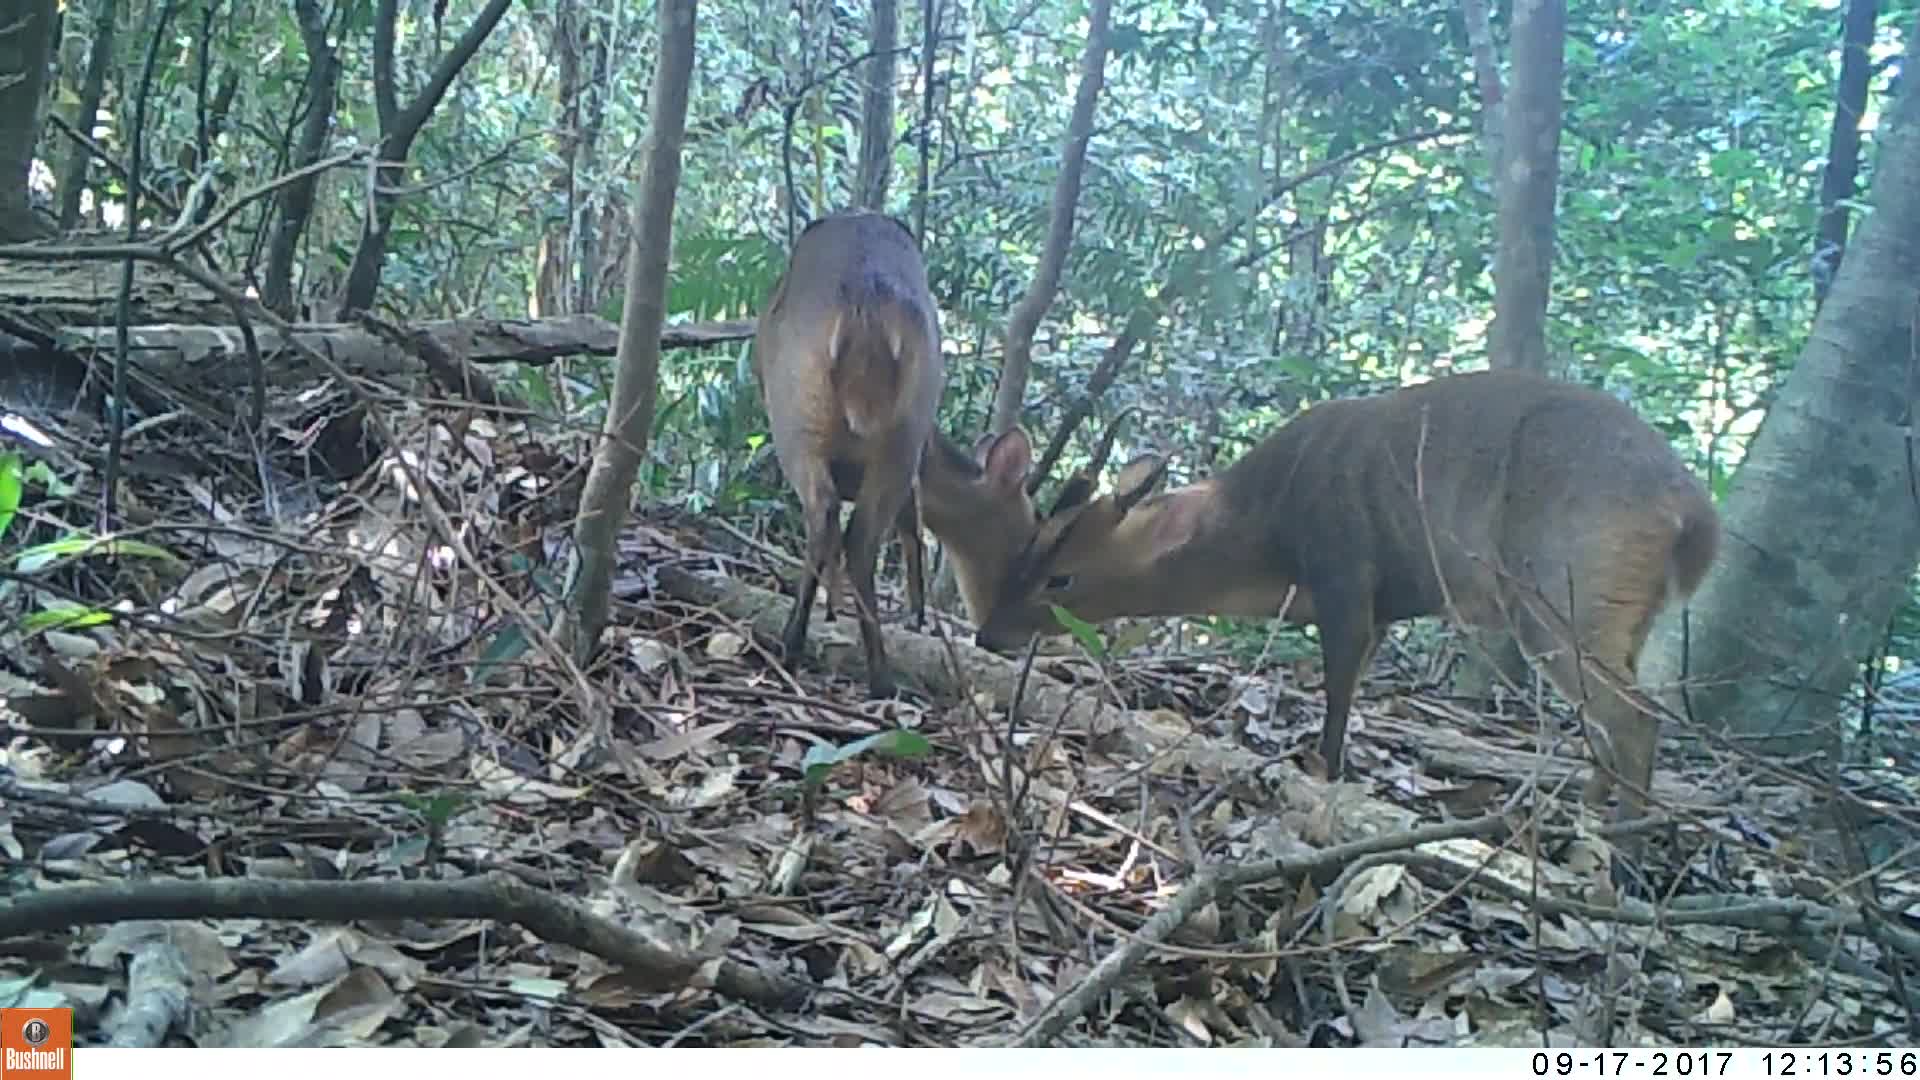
[1113,482,1306,621]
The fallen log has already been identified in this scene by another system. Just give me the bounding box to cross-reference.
[52,314,757,394]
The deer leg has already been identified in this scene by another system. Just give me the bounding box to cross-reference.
[843,450,916,699]
[1312,584,1380,782]
[780,464,842,668]
[896,487,927,631]
[1510,581,1663,821]
[1510,581,1666,892]
[823,557,847,624]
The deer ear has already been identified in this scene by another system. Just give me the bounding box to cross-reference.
[976,429,1033,491]
[1146,490,1204,554]
[1112,455,1168,514]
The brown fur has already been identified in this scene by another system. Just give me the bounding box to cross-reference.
[753,211,945,697]
[918,428,1043,624]
[810,428,1045,650]
[974,370,1721,822]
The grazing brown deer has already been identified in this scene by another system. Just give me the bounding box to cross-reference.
[795,425,1052,674]
[970,370,1721,824]
[751,211,946,698]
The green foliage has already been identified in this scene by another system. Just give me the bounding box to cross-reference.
[1886,573,1920,671]
[63,0,1854,473]
[43,0,1920,683]
[3,533,179,638]
[800,728,935,791]
[0,452,20,542]
[1050,603,1107,662]
[1181,616,1324,668]
[667,230,786,319]
[0,457,183,636]
[395,789,474,830]
[20,604,114,635]
[13,533,180,574]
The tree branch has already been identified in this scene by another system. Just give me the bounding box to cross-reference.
[989,0,1111,437]
[0,872,809,1010]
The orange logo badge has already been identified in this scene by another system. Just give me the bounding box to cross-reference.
[0,1009,71,1080]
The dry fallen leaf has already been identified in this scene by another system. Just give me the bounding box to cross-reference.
[706,632,748,660]
[1700,989,1737,1024]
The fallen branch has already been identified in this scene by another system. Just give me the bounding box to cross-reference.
[1008,812,1520,1045]
[46,314,755,404]
[361,312,526,413]
[652,564,1118,732]
[105,941,192,1047]
[1008,802,1908,1045]
[0,870,809,1010]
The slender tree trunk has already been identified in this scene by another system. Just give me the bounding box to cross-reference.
[1813,0,1879,307]
[1642,23,1920,760]
[1457,0,1567,699]
[909,0,938,240]
[57,0,117,232]
[335,0,514,316]
[533,0,585,319]
[207,69,239,150]
[1281,222,1325,358]
[264,0,343,316]
[915,0,956,608]
[1029,307,1144,492]
[571,19,611,314]
[0,0,58,241]
[855,0,897,210]
[1460,0,1503,169]
[566,0,697,659]
[1486,0,1565,376]
[987,0,1111,438]
[1264,9,1324,360]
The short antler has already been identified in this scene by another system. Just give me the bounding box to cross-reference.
[1043,406,1139,516]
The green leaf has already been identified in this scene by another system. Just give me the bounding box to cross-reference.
[1049,604,1107,661]
[24,460,69,496]
[395,790,470,826]
[14,534,181,574]
[0,452,21,542]
[800,728,934,788]
[22,604,113,634]
[380,834,434,866]
[474,619,533,682]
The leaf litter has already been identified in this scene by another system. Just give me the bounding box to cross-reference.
[0,371,1912,1048]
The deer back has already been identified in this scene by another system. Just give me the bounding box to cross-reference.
[753,212,944,467]
[974,370,1718,648]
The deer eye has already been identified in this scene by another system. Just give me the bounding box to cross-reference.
[1044,574,1075,591]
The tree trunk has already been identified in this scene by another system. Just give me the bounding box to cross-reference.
[1029,307,1144,493]
[1642,23,1920,760]
[1486,0,1565,376]
[335,0,514,317]
[855,0,897,211]
[56,0,117,232]
[571,18,612,315]
[914,0,954,607]
[1812,0,1879,307]
[532,0,584,319]
[1459,0,1503,170]
[987,0,1111,438]
[909,0,939,240]
[0,0,57,242]
[1457,0,1567,701]
[263,0,344,317]
[566,0,697,659]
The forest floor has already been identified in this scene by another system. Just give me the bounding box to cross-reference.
[0,364,1910,1048]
